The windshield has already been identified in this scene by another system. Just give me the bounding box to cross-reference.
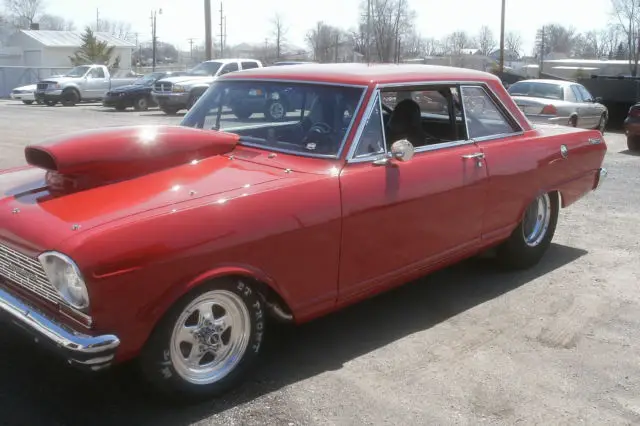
[181,80,366,157]
[64,65,91,77]
[135,72,166,85]
[508,82,564,100]
[187,62,223,76]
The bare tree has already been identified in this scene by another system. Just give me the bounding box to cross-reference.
[359,0,417,62]
[475,25,496,56]
[306,21,344,62]
[446,31,470,55]
[402,30,426,59]
[505,31,522,58]
[600,24,621,58]
[423,37,442,56]
[271,13,288,60]
[39,13,74,30]
[4,0,45,28]
[91,18,133,41]
[611,0,640,75]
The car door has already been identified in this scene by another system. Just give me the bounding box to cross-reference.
[338,85,489,302]
[85,67,108,99]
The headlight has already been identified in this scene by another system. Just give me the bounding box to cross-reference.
[172,85,185,92]
[38,251,90,310]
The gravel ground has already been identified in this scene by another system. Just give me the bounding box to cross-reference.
[0,100,639,426]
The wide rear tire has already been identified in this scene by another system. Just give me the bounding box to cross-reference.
[495,192,559,270]
[628,136,640,152]
[140,278,266,400]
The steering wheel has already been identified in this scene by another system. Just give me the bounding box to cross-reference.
[302,122,335,153]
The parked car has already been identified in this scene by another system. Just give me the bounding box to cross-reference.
[507,79,608,132]
[0,63,607,400]
[102,71,190,111]
[623,103,640,152]
[10,84,40,105]
[35,65,140,107]
[152,58,263,115]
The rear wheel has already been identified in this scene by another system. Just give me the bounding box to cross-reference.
[140,278,266,400]
[496,192,559,270]
[568,115,577,127]
[134,96,150,111]
[628,136,640,152]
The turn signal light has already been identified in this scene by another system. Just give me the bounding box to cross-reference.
[540,104,558,115]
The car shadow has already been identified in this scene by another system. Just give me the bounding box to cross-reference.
[619,149,640,156]
[0,243,587,426]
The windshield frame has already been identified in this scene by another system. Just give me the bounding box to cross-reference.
[64,65,92,77]
[181,78,369,160]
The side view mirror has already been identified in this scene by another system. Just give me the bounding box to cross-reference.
[594,97,603,103]
[372,139,415,166]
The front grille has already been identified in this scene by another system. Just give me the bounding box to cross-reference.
[36,82,49,91]
[0,244,62,305]
[154,82,172,93]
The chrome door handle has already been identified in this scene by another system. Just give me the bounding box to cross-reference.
[461,152,484,159]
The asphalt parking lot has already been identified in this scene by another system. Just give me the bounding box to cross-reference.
[1,100,639,426]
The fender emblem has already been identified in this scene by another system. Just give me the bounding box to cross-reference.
[11,208,20,214]
[560,144,569,158]
[589,137,602,145]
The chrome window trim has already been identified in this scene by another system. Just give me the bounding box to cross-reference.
[345,88,382,162]
[190,79,368,160]
[217,77,370,90]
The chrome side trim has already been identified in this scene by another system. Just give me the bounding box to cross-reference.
[0,286,119,355]
[345,88,381,162]
[594,167,608,190]
[217,77,370,90]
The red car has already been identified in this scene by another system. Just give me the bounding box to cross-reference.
[624,103,640,152]
[0,64,608,399]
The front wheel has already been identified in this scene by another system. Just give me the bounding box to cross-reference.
[140,278,266,399]
[134,96,150,111]
[495,192,559,270]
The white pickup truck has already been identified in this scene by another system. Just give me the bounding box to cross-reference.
[35,64,140,106]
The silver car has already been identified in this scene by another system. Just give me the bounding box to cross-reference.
[507,79,607,132]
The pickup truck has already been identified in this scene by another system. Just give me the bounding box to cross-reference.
[151,58,262,115]
[35,65,140,107]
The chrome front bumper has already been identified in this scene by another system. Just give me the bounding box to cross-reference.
[0,286,120,371]
[594,167,608,190]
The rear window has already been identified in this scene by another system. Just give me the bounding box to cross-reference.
[508,82,564,101]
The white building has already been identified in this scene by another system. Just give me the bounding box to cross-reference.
[0,30,135,69]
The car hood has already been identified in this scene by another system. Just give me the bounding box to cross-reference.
[157,75,217,85]
[109,84,149,93]
[0,155,286,256]
[14,84,37,91]
[40,77,79,84]
[0,126,287,256]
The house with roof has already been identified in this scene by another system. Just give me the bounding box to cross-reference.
[0,30,135,69]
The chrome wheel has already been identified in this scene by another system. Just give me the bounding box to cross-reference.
[522,193,552,247]
[169,290,251,385]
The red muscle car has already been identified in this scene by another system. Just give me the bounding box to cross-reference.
[0,64,608,399]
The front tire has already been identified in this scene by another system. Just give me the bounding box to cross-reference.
[496,192,559,270]
[160,106,180,115]
[140,278,266,400]
[61,89,79,106]
[134,96,150,111]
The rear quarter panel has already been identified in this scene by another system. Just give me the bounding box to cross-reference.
[57,170,342,361]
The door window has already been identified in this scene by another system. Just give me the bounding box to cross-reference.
[577,85,594,102]
[241,61,260,70]
[89,67,105,78]
[218,62,239,75]
[571,85,584,102]
[460,86,519,140]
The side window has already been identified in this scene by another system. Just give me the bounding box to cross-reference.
[354,94,385,158]
[90,67,105,78]
[461,86,518,140]
[565,86,577,102]
[571,85,584,102]
[241,61,259,70]
[219,62,239,75]
[380,86,467,147]
[577,85,593,102]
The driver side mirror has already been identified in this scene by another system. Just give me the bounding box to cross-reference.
[594,97,603,103]
[372,139,415,166]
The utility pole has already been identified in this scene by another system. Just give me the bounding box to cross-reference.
[204,0,212,60]
[219,2,224,58]
[151,9,162,71]
[96,8,99,31]
[366,0,371,63]
[499,0,506,73]
[538,25,545,78]
[188,38,196,64]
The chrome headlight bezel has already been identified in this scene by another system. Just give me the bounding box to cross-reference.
[37,251,90,310]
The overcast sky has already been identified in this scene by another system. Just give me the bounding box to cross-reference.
[40,0,614,54]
